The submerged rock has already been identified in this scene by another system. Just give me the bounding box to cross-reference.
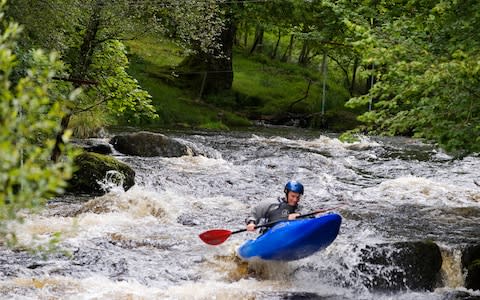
[67,152,135,195]
[357,241,442,291]
[110,131,194,157]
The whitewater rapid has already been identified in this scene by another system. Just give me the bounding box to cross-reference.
[1,129,479,299]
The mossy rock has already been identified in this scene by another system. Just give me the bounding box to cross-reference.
[67,152,135,196]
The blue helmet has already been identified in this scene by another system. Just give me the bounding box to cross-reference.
[284,180,304,195]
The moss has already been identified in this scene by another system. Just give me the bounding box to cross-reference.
[67,152,135,195]
[472,259,480,267]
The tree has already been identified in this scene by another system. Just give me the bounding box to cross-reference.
[6,0,226,159]
[175,0,236,96]
[345,0,480,154]
[0,9,76,245]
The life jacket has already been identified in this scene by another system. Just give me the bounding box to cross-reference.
[265,198,298,223]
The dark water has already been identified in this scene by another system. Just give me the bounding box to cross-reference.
[0,128,479,299]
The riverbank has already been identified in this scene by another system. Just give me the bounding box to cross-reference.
[125,36,362,132]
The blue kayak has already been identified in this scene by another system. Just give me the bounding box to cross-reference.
[237,213,342,261]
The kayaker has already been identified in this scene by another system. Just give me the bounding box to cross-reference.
[245,180,304,232]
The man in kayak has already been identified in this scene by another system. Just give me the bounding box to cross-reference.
[245,180,304,232]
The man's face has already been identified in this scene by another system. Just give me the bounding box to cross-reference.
[286,191,301,206]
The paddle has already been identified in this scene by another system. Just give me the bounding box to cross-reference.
[199,206,342,246]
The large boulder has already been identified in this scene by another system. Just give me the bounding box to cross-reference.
[110,131,194,157]
[357,241,442,291]
[462,244,480,290]
[67,152,135,195]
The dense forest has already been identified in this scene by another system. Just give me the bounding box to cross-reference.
[5,0,480,153]
[1,1,479,238]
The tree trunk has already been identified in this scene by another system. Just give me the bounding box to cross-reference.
[321,52,328,116]
[51,0,101,162]
[51,113,72,162]
[206,19,235,94]
[181,18,236,96]
[242,20,248,47]
[366,64,376,92]
[271,28,281,59]
[350,57,359,96]
[366,64,376,111]
[298,40,309,65]
[281,34,294,62]
[249,26,264,54]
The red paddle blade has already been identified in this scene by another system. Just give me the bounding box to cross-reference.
[199,229,232,245]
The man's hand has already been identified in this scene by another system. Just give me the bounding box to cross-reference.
[246,223,256,232]
[288,213,300,220]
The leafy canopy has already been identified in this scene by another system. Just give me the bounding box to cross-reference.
[344,0,480,154]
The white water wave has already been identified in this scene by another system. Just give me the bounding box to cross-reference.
[358,176,480,207]
[249,134,382,157]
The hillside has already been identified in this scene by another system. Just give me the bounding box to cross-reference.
[125,36,361,131]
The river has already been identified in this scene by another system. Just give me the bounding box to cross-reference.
[1,128,479,299]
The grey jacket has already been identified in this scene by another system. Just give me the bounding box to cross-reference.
[245,197,301,226]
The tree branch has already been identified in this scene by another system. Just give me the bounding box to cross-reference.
[53,76,98,85]
[288,79,312,111]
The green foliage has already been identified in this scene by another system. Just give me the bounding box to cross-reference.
[11,0,477,155]
[69,110,107,138]
[89,40,157,124]
[198,121,229,131]
[222,112,252,127]
[5,0,226,136]
[0,14,76,244]
[339,131,362,143]
[126,52,222,127]
[345,0,480,154]
[233,52,350,115]
[126,32,353,129]
[126,36,184,68]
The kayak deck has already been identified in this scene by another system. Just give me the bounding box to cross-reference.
[237,213,342,261]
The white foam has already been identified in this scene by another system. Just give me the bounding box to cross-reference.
[359,176,480,207]
[249,134,382,156]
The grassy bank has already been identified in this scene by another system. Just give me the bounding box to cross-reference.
[125,36,361,131]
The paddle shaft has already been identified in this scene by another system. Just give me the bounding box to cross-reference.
[230,209,329,235]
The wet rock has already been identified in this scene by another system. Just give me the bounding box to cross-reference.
[441,290,480,300]
[67,152,135,195]
[280,292,328,299]
[176,214,198,226]
[26,263,46,269]
[357,241,442,291]
[462,244,480,291]
[256,292,341,300]
[110,131,195,157]
[110,258,129,280]
[84,143,112,155]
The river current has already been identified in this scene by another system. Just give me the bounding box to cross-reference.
[1,128,479,299]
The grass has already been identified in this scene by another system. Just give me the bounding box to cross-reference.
[125,34,360,131]
[231,51,353,119]
[126,39,223,128]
